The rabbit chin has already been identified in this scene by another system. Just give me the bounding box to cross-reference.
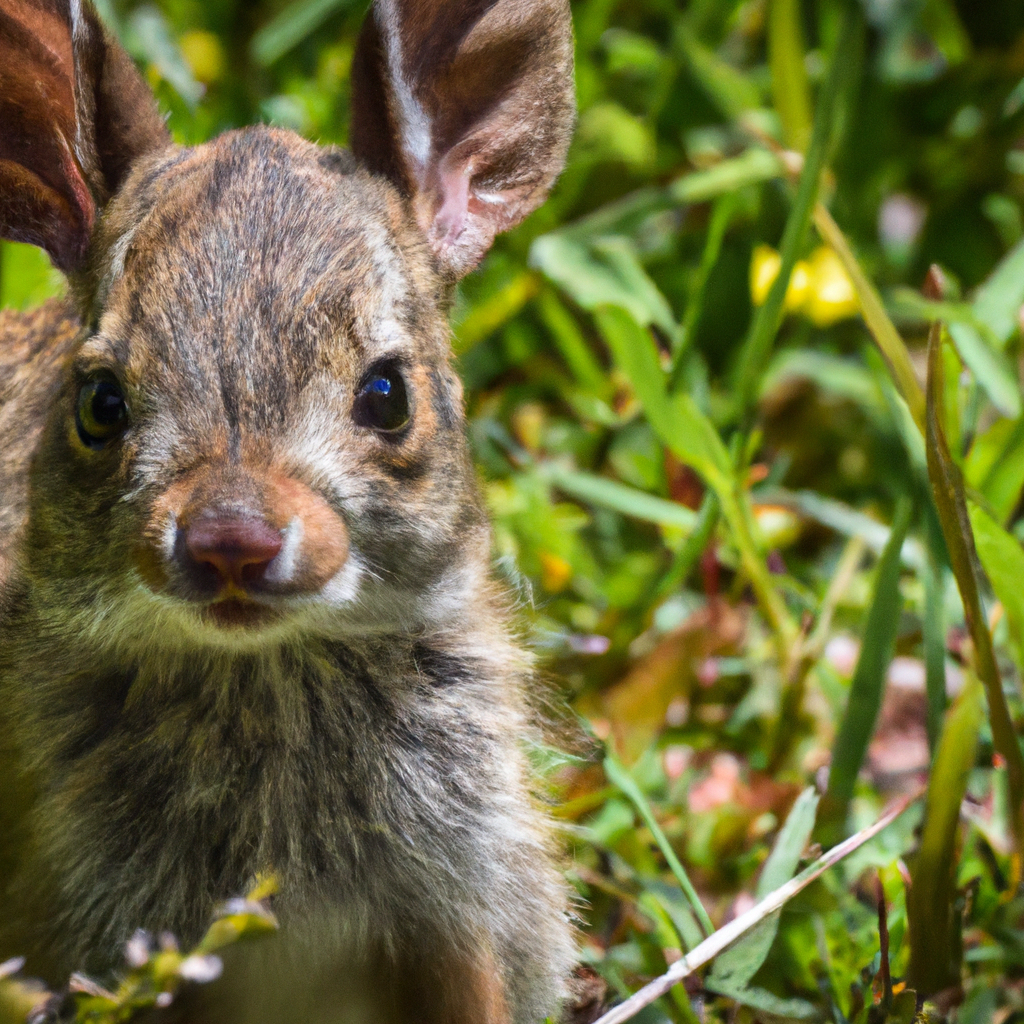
[44,549,485,658]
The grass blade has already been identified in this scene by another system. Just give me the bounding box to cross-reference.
[591,789,924,1024]
[250,0,354,67]
[817,499,912,846]
[603,755,715,939]
[813,204,926,433]
[733,2,862,411]
[923,538,948,755]
[907,675,984,995]
[595,305,796,651]
[540,465,698,533]
[925,314,1024,855]
[768,0,812,151]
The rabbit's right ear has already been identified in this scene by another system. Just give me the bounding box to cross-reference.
[349,0,575,281]
[0,1,170,273]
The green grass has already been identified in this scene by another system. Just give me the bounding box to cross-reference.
[6,0,1024,1020]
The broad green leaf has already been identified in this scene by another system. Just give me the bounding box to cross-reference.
[971,235,1024,347]
[668,148,782,206]
[707,789,819,995]
[969,501,1024,671]
[530,236,676,338]
[817,500,911,847]
[675,24,761,120]
[907,675,984,995]
[540,465,697,533]
[452,272,540,353]
[594,305,729,484]
[758,787,820,897]
[534,289,608,394]
[947,322,1021,417]
[965,416,1024,523]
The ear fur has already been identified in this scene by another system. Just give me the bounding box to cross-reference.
[350,0,575,280]
[0,0,170,272]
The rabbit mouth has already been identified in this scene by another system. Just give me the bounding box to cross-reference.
[202,597,282,630]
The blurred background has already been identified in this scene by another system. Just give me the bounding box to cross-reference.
[6,0,1024,1020]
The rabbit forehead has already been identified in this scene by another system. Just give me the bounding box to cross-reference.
[93,126,449,379]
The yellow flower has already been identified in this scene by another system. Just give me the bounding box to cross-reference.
[749,244,858,326]
[749,244,810,313]
[180,30,225,85]
[803,246,860,326]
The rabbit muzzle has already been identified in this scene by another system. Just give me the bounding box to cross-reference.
[138,464,349,627]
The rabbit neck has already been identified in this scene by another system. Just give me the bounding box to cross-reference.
[3,621,537,972]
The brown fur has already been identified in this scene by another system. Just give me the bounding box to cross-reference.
[0,1,576,1022]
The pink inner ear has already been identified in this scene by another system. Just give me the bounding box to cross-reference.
[432,157,472,245]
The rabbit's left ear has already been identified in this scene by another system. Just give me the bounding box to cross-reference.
[350,0,575,281]
[0,1,170,272]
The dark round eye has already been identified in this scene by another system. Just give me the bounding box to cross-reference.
[353,361,410,433]
[76,378,129,448]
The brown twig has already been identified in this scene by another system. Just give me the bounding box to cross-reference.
[590,788,924,1024]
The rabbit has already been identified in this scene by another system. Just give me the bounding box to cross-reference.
[0,1,578,1021]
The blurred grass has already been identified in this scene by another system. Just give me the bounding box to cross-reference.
[6,0,1024,1020]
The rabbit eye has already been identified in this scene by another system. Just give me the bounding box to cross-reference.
[353,361,410,433]
[76,377,129,448]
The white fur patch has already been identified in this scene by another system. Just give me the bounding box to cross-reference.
[378,5,431,171]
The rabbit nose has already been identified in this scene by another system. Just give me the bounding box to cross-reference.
[185,517,283,593]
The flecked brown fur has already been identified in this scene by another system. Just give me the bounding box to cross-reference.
[0,1,577,1021]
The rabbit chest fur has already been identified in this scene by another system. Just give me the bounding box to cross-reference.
[0,1,577,1021]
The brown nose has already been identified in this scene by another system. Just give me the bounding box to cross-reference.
[185,517,283,593]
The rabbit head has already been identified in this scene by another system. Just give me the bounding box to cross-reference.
[0,0,575,655]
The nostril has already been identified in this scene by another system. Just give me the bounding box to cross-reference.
[185,518,283,592]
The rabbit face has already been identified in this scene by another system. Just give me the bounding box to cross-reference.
[29,129,489,653]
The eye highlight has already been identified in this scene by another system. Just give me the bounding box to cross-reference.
[76,377,129,449]
[353,360,410,433]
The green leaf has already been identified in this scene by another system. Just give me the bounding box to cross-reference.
[126,7,203,107]
[250,0,356,67]
[969,501,1024,671]
[594,305,730,485]
[707,789,819,995]
[539,465,698,533]
[971,235,1024,347]
[964,416,1024,523]
[668,148,783,206]
[768,0,812,151]
[604,754,715,940]
[675,24,761,120]
[947,321,1021,418]
[817,499,912,847]
[452,272,540,354]
[907,675,984,995]
[530,236,676,338]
